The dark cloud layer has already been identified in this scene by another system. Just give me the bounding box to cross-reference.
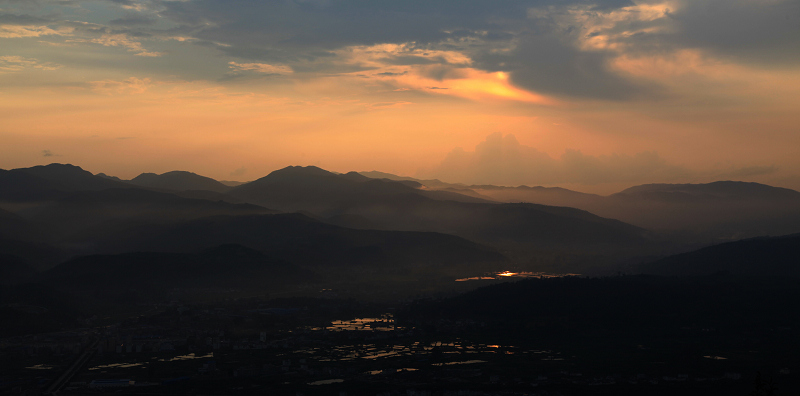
[7,0,799,100]
[152,0,649,98]
[109,14,157,27]
[672,0,800,65]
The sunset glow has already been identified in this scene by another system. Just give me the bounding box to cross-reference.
[1,0,798,192]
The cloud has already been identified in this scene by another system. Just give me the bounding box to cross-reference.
[41,149,60,157]
[228,62,292,75]
[711,165,778,180]
[90,77,152,94]
[365,101,413,110]
[147,0,797,99]
[229,166,246,177]
[88,33,164,57]
[420,133,690,186]
[0,24,73,38]
[669,0,800,65]
[152,0,648,99]
[3,0,797,102]
[0,55,61,72]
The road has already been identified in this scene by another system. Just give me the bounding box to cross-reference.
[42,336,99,395]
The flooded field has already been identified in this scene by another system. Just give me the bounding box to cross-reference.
[455,271,581,282]
[288,338,562,365]
[305,314,397,332]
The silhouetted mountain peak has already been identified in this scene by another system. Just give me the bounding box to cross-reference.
[136,170,200,179]
[95,173,123,181]
[340,171,372,182]
[264,165,335,180]
[128,170,231,193]
[359,171,451,188]
[21,163,93,179]
[132,172,158,179]
[0,163,133,200]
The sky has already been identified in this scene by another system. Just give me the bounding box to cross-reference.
[1,0,799,193]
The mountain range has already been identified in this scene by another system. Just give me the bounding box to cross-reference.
[2,162,800,288]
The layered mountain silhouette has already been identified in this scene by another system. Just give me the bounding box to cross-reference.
[0,164,511,283]
[0,163,657,277]
[359,170,599,205]
[360,171,800,240]
[21,188,270,235]
[229,166,645,249]
[6,162,799,284]
[111,213,507,275]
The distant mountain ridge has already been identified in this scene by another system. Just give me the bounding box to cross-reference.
[358,171,800,240]
[613,181,800,201]
[0,163,134,200]
[128,171,233,193]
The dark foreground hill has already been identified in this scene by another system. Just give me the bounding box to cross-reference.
[403,275,800,329]
[400,274,800,392]
[0,253,37,284]
[638,233,800,277]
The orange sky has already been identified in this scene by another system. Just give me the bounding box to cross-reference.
[1,0,799,193]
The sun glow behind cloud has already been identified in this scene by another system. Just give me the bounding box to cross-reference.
[324,42,556,104]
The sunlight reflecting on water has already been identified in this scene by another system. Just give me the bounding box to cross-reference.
[160,352,213,362]
[25,364,55,370]
[433,360,487,366]
[89,362,144,370]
